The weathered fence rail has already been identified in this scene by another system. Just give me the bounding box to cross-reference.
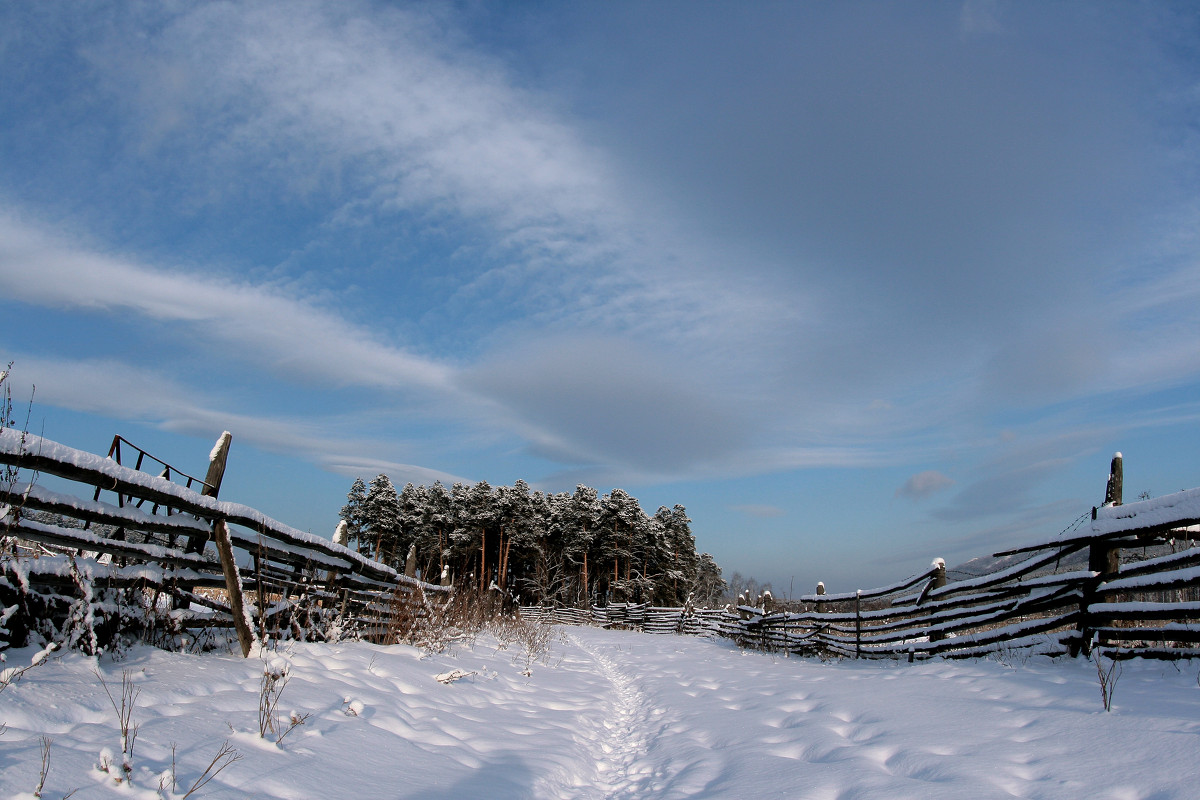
[525,455,1200,662]
[0,429,450,656]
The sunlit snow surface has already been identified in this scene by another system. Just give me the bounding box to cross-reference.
[2,627,1199,799]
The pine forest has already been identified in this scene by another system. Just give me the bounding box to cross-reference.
[338,476,725,608]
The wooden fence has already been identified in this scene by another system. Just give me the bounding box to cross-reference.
[520,603,726,637]
[6,435,1196,663]
[524,455,1200,661]
[0,429,450,656]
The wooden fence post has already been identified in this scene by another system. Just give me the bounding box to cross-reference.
[186,431,232,553]
[854,589,862,659]
[202,431,233,499]
[1080,453,1124,656]
[213,519,255,657]
[928,559,947,643]
[1104,452,1123,507]
[254,546,267,635]
[200,432,253,656]
[405,544,417,578]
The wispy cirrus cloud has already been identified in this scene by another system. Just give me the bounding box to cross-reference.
[0,210,451,393]
[70,1,807,361]
[8,353,466,487]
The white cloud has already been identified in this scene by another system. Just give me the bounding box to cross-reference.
[896,470,956,500]
[324,459,466,487]
[0,211,451,393]
[6,354,447,480]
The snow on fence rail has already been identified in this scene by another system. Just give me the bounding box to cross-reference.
[523,454,1200,662]
[0,429,450,656]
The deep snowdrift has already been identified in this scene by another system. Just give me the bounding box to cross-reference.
[2,627,1198,799]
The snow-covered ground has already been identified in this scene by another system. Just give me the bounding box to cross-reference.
[2,626,1198,799]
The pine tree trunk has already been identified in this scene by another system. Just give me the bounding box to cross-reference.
[504,539,512,590]
[582,551,589,608]
[498,526,510,591]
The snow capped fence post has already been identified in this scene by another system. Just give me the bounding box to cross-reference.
[405,544,417,578]
[199,431,253,656]
[854,589,862,659]
[1104,452,1123,508]
[1079,453,1125,656]
[185,431,232,553]
[203,432,232,499]
[927,559,947,643]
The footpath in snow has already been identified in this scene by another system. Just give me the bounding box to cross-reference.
[2,626,1199,799]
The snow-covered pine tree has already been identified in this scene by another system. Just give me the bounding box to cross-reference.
[494,480,537,593]
[519,488,552,601]
[362,474,400,564]
[465,480,495,593]
[655,504,699,605]
[339,477,369,554]
[692,553,726,607]
[422,481,452,579]
[448,482,473,578]
[560,485,600,607]
[598,488,645,601]
[398,482,427,574]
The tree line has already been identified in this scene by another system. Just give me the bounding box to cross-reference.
[338,475,726,607]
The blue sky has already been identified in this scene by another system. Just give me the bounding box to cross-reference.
[2,1,1199,595]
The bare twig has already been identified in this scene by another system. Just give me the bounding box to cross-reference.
[34,735,51,798]
[159,742,178,796]
[1096,649,1122,712]
[274,710,311,745]
[179,740,241,799]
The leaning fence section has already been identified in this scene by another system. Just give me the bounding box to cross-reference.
[522,455,1200,662]
[0,429,450,656]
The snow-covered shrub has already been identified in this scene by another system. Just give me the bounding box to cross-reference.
[0,642,57,706]
[257,655,309,744]
[96,668,140,783]
[489,612,561,674]
[385,584,474,654]
[258,658,289,738]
